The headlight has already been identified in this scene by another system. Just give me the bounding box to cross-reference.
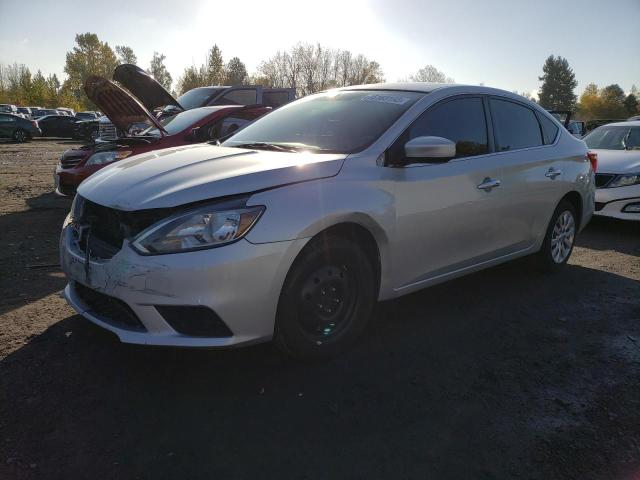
[608,173,640,188]
[132,204,265,255]
[85,150,132,166]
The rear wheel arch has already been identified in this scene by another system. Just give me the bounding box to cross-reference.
[560,191,583,230]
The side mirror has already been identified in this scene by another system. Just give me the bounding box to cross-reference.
[404,136,456,160]
[187,127,203,142]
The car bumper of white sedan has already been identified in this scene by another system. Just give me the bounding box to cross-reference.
[594,184,640,221]
[60,224,308,347]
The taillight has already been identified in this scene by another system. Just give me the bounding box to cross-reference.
[31,120,38,128]
[587,151,597,172]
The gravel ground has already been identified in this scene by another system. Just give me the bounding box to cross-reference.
[0,139,639,480]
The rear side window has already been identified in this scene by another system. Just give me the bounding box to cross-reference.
[538,113,560,144]
[490,98,542,151]
[405,96,489,159]
[214,89,257,106]
[262,91,291,108]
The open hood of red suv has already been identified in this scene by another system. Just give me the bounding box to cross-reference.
[113,64,181,112]
[84,75,167,134]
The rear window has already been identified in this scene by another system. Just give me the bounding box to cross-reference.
[538,113,559,144]
[584,126,640,150]
[491,98,543,151]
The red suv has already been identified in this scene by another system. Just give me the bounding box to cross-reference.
[55,76,270,196]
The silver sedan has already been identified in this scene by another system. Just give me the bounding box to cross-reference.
[60,83,595,359]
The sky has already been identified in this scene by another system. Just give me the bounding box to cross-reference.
[0,0,638,98]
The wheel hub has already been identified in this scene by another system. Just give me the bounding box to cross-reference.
[550,210,575,264]
[299,265,352,338]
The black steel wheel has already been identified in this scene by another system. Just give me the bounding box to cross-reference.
[275,235,376,360]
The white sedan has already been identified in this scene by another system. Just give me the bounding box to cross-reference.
[585,121,640,220]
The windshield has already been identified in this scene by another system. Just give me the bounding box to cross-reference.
[75,112,94,120]
[584,126,640,150]
[138,108,218,137]
[177,87,226,110]
[223,90,424,153]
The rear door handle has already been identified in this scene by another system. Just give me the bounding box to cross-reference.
[545,168,562,179]
[477,177,501,191]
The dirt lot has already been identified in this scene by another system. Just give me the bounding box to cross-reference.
[0,139,639,479]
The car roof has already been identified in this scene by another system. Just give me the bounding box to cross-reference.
[338,82,535,101]
[597,120,640,127]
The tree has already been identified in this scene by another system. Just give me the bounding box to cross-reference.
[257,43,384,96]
[598,84,626,118]
[624,93,639,116]
[409,65,454,83]
[115,45,137,65]
[64,33,119,108]
[149,52,172,91]
[176,65,206,95]
[537,55,577,110]
[225,57,247,85]
[204,45,225,85]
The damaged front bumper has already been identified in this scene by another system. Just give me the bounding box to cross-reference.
[60,223,308,347]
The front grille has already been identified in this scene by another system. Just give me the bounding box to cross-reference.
[595,173,616,188]
[74,196,178,259]
[74,282,146,331]
[98,122,118,141]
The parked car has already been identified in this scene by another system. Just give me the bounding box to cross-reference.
[628,115,640,121]
[96,64,294,140]
[38,114,79,137]
[57,107,76,117]
[0,113,41,142]
[60,83,595,359]
[0,104,18,114]
[32,108,59,119]
[55,75,271,195]
[75,111,99,121]
[585,120,640,220]
[72,118,99,141]
[17,107,33,118]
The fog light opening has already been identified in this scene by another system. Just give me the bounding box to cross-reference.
[622,202,640,213]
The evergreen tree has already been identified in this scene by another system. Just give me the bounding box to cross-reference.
[115,45,137,65]
[149,52,172,91]
[624,94,639,115]
[225,57,247,85]
[537,55,577,110]
[64,33,118,108]
[204,45,225,85]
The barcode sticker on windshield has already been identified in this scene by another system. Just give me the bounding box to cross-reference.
[361,94,411,105]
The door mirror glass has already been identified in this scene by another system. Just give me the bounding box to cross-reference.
[187,126,203,142]
[404,136,456,160]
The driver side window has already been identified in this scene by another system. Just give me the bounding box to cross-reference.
[388,96,489,164]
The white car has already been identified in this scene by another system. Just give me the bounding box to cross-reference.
[584,121,640,220]
[60,83,595,359]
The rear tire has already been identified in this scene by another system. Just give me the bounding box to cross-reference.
[534,200,577,272]
[13,128,28,143]
[274,235,376,360]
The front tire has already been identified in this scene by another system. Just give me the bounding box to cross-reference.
[274,235,376,360]
[534,200,577,272]
[13,128,28,143]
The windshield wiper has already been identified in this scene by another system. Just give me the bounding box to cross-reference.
[230,142,302,152]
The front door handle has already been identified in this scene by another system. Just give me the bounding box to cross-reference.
[545,168,562,179]
[477,177,501,191]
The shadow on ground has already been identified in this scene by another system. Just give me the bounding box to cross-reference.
[0,192,71,315]
[1,258,639,479]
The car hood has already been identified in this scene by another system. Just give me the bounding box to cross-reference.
[113,64,181,112]
[592,149,640,174]
[77,143,346,210]
[84,76,167,134]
